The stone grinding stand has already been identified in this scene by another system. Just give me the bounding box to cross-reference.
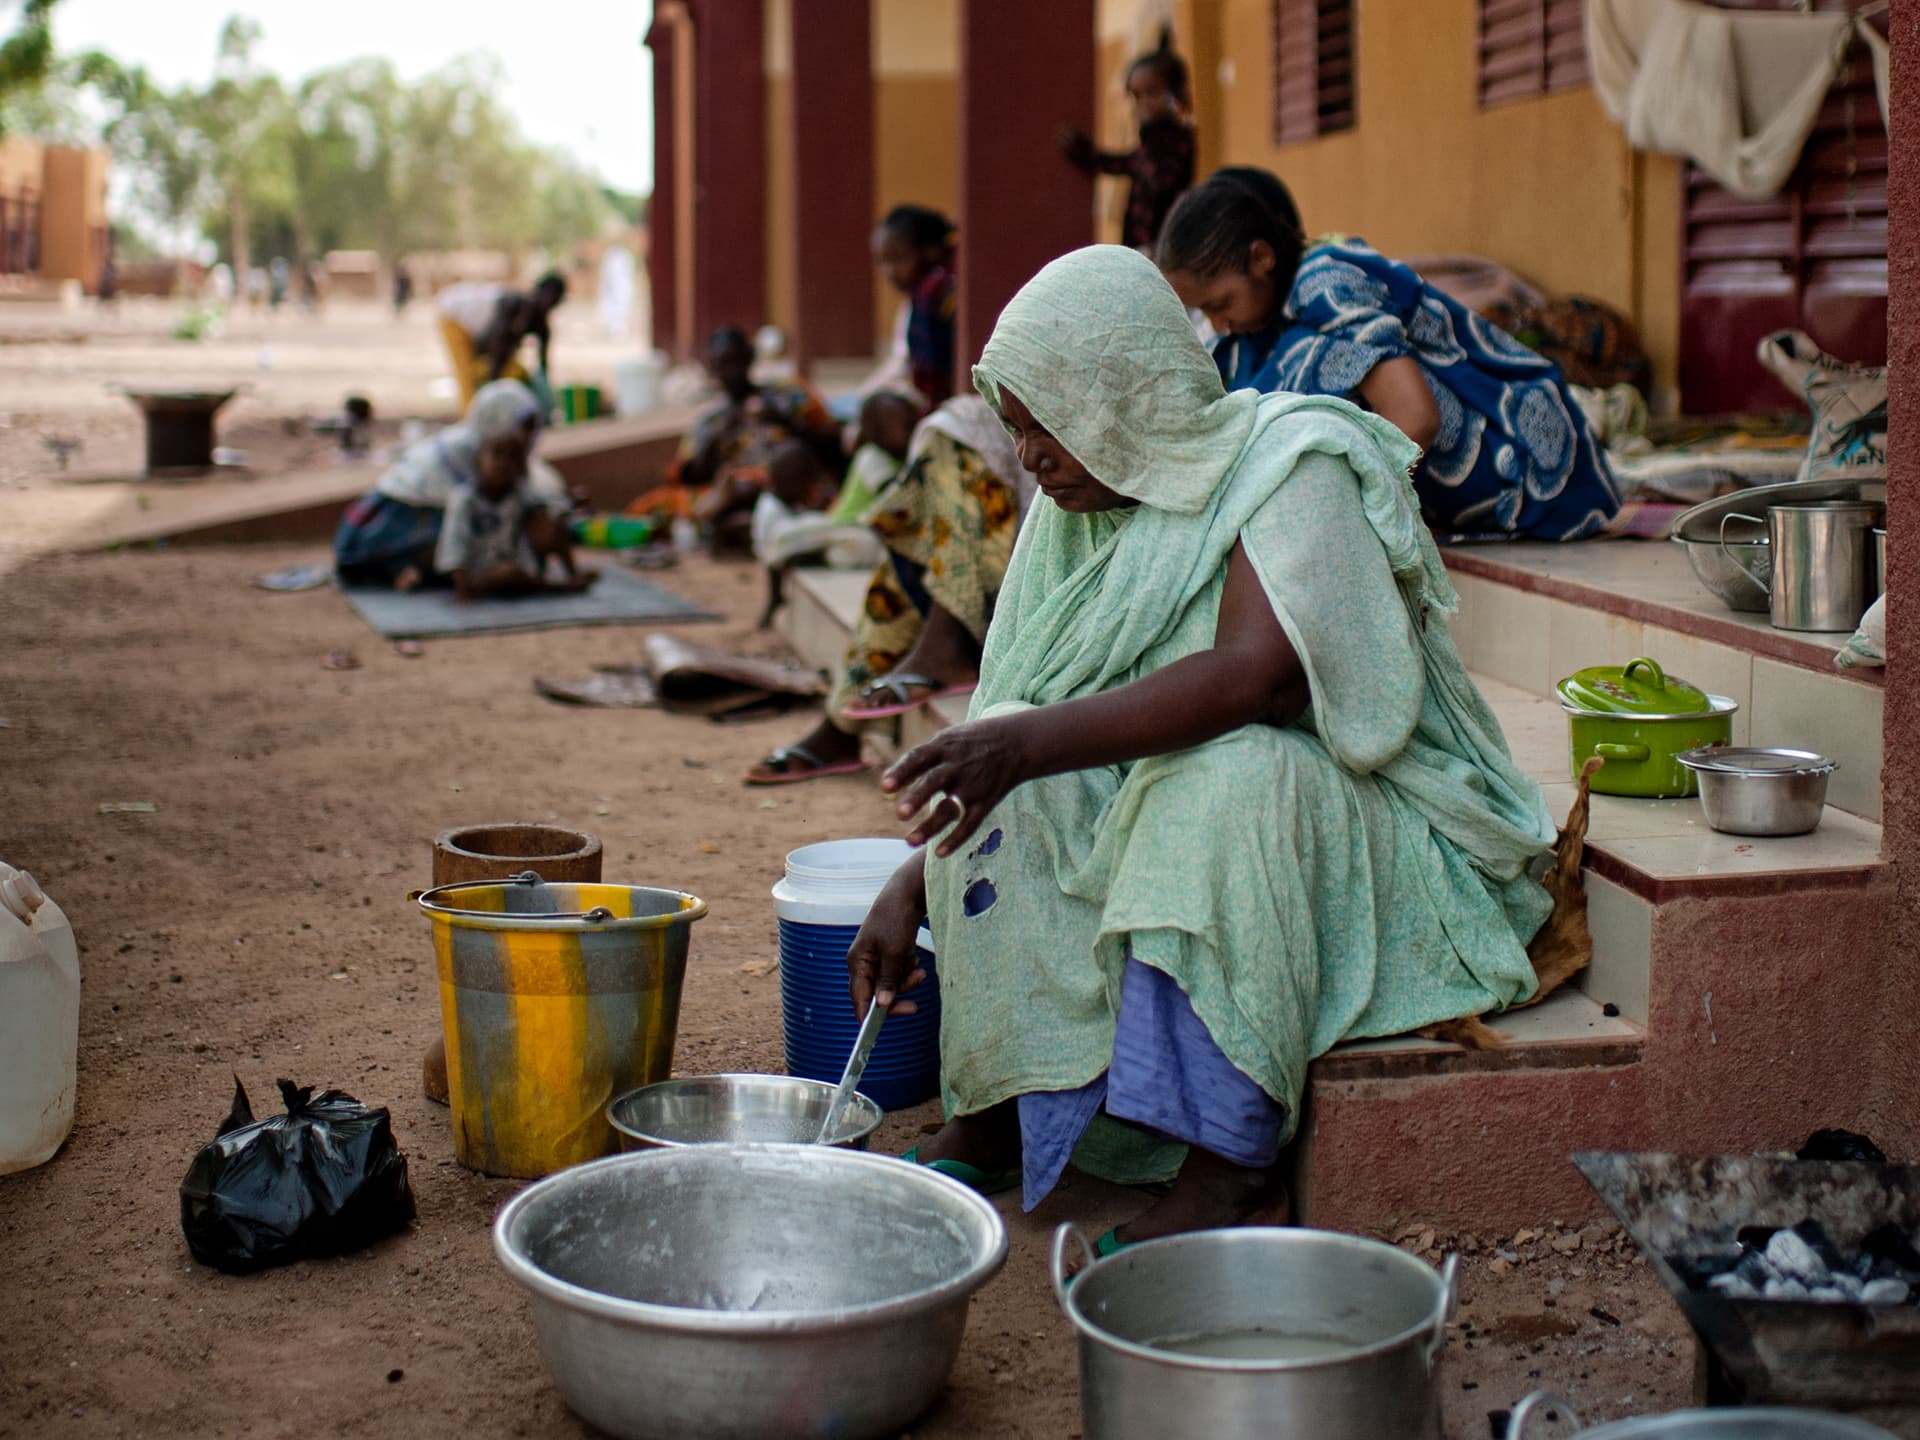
[422,823,603,1106]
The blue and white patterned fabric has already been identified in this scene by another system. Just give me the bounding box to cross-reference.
[1212,240,1622,541]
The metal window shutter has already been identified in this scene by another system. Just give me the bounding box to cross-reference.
[1273,0,1356,145]
[1680,7,1886,413]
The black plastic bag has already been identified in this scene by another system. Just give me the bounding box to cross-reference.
[180,1076,415,1274]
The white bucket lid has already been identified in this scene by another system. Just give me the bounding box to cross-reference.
[772,837,914,925]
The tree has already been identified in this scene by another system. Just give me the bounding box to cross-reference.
[0,0,57,128]
[23,15,628,268]
[192,16,295,278]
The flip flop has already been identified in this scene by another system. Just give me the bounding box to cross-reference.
[1093,1227,1134,1258]
[840,673,977,721]
[900,1145,1021,1197]
[742,743,868,787]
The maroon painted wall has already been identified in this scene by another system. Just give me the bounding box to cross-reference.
[643,14,680,360]
[788,0,875,363]
[688,0,766,345]
[955,0,1097,379]
[1880,0,1917,1136]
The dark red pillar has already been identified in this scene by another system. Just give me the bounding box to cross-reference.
[787,0,875,364]
[1880,0,1918,1122]
[643,9,682,359]
[687,0,766,347]
[955,0,1097,378]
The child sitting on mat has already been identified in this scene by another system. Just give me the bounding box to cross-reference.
[439,404,596,602]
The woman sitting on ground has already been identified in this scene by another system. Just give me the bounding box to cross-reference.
[332,380,585,593]
[1157,167,1621,541]
[744,394,1028,786]
[845,247,1559,1248]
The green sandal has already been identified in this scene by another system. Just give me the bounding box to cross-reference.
[900,1145,1021,1197]
[1093,1227,1134,1258]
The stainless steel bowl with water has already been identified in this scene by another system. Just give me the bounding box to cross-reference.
[1677,746,1836,837]
[493,1144,1008,1440]
[608,1073,883,1151]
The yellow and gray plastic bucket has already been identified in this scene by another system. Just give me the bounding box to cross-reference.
[416,873,705,1178]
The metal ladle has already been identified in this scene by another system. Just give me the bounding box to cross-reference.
[815,997,887,1144]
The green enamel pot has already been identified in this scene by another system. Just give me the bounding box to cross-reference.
[1556,656,1738,798]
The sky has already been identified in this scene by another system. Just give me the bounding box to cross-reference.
[49,0,656,194]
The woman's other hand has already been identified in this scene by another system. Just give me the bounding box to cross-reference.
[846,850,929,1016]
[882,717,1030,857]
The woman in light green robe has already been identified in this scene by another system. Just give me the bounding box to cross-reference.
[848,245,1556,1246]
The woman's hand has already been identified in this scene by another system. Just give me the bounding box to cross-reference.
[881,716,1031,857]
[846,850,928,1017]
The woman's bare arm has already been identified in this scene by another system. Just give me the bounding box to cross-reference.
[882,542,1309,852]
[1356,356,1440,453]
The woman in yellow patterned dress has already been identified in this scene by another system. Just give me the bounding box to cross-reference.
[745,396,1029,785]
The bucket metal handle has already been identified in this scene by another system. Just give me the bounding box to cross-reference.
[1505,1390,1585,1438]
[1423,1253,1460,1371]
[1718,512,1771,594]
[509,871,616,922]
[1050,1222,1097,1311]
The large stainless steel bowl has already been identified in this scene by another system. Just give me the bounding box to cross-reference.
[607,1073,883,1151]
[493,1144,1008,1440]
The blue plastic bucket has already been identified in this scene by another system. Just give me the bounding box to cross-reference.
[774,838,940,1110]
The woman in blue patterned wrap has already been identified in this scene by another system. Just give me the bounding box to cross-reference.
[1158,167,1620,541]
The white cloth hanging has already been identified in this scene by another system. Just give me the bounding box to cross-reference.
[1587,0,1889,200]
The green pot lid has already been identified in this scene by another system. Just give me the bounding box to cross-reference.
[1556,656,1714,717]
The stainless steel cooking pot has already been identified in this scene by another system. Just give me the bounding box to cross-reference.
[1053,1223,1456,1439]
[1723,501,1883,633]
[1505,1391,1896,1438]
[1676,746,1835,837]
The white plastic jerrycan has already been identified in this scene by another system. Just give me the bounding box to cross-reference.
[0,862,79,1174]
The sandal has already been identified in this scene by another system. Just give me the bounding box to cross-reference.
[900,1145,1021,1197]
[742,743,868,787]
[840,673,977,721]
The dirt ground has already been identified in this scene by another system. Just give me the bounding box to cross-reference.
[0,536,1712,1440]
[0,301,1718,1438]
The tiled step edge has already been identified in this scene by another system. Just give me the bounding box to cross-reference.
[1443,547,1883,689]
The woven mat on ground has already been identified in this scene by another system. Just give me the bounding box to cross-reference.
[535,632,823,721]
[339,566,718,639]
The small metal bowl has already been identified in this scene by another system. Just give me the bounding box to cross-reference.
[1676,747,1837,837]
[609,1073,883,1151]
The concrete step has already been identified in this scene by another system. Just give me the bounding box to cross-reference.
[1442,541,1884,821]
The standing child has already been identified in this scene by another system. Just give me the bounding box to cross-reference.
[872,206,958,407]
[1058,28,1197,253]
[1156,167,1621,541]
